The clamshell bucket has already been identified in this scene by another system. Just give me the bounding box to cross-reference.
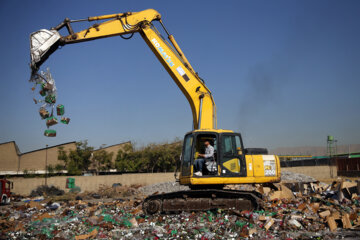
[30,29,61,70]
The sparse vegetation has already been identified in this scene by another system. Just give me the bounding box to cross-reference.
[46,164,55,175]
[115,140,182,173]
[92,149,114,171]
[56,139,182,174]
[58,141,94,175]
[23,169,36,178]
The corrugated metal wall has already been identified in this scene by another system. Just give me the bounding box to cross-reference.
[337,157,360,177]
[280,157,360,177]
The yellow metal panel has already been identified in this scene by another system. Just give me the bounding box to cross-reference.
[276,155,281,178]
[245,155,254,177]
[252,155,265,177]
[192,129,234,134]
[189,176,280,185]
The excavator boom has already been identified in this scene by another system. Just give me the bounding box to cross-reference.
[29,9,216,130]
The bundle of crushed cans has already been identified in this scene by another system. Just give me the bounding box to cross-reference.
[30,68,70,137]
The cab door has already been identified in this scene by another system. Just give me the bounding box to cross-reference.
[180,134,193,177]
[219,134,246,177]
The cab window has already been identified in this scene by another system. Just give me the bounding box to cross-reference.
[222,135,236,156]
[183,134,193,164]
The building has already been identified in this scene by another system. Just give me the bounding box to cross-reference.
[0,141,132,175]
[19,142,77,173]
[334,152,360,177]
[0,141,21,175]
[0,141,76,175]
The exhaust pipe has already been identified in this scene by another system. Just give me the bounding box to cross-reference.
[30,29,61,71]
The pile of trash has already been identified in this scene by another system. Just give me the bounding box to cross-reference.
[29,68,70,137]
[251,179,360,236]
[1,179,359,239]
[30,185,65,197]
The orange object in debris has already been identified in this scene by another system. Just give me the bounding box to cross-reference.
[75,228,98,240]
[326,216,337,232]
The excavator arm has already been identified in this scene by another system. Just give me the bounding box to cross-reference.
[30,9,216,130]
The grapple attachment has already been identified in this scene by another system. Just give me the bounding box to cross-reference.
[30,29,61,70]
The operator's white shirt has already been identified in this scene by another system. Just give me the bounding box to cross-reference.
[204,145,214,159]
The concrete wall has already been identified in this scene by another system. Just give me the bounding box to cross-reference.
[0,142,20,172]
[9,165,337,196]
[19,142,77,171]
[282,165,337,180]
[9,173,175,196]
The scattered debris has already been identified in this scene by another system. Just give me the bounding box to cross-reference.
[1,178,360,239]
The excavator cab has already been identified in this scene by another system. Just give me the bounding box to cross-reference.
[193,133,218,175]
[180,130,248,182]
[179,129,280,188]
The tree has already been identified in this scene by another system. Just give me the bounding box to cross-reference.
[57,141,94,175]
[92,149,114,171]
[115,140,182,173]
[115,144,140,172]
[58,146,69,166]
[55,163,65,173]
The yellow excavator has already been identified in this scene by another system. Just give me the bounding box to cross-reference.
[29,9,281,214]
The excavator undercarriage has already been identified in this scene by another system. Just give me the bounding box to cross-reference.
[142,189,264,215]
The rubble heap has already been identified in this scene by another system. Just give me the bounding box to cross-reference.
[281,171,317,182]
[1,179,359,239]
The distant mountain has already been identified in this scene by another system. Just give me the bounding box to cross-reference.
[270,144,360,156]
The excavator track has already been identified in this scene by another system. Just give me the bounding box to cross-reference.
[142,189,264,215]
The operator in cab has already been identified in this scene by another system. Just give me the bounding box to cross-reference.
[194,141,214,176]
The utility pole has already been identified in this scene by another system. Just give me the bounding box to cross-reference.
[45,144,48,186]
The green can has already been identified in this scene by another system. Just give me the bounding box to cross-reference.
[56,104,65,116]
[39,89,46,96]
[44,129,56,137]
[45,94,56,104]
[66,178,75,188]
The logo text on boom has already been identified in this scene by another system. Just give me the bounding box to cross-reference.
[152,38,175,67]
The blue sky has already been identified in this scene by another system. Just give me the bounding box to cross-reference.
[0,0,359,152]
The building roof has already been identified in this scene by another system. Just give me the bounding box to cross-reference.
[94,141,131,151]
[335,152,360,157]
[20,141,77,155]
[0,140,21,155]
